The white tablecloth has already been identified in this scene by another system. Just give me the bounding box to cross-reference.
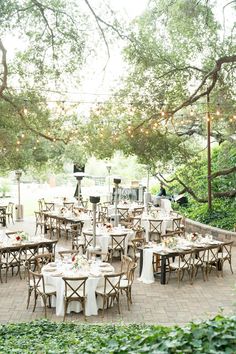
[83,227,135,255]
[43,262,114,316]
[140,214,174,242]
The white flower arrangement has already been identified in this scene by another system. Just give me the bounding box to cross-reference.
[72,255,88,270]
[15,231,28,242]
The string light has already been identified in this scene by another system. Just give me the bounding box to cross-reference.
[216,104,220,116]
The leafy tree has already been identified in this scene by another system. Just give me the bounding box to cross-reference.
[85,0,236,202]
[0,0,124,172]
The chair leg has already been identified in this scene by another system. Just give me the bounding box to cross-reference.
[63,300,68,321]
[229,260,233,274]
[26,288,33,309]
[43,296,47,318]
[117,294,121,314]
[33,292,38,312]
[102,296,106,318]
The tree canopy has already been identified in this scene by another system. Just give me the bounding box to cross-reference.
[0,0,235,205]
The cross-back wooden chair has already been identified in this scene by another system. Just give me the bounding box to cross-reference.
[109,233,127,261]
[95,272,123,317]
[62,276,88,321]
[119,262,137,310]
[82,232,93,253]
[166,217,184,236]
[120,255,133,279]
[35,253,54,272]
[6,202,14,224]
[38,198,45,211]
[63,202,74,211]
[71,223,84,253]
[34,211,45,235]
[44,202,55,211]
[0,246,23,283]
[168,250,193,287]
[148,219,163,242]
[131,238,145,262]
[87,249,111,262]
[117,208,130,225]
[24,260,34,309]
[132,207,144,217]
[191,248,206,283]
[58,250,79,260]
[30,270,56,318]
[217,241,233,276]
[204,244,220,280]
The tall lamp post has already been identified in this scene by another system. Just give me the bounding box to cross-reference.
[89,196,100,249]
[144,165,151,213]
[114,178,121,227]
[15,170,23,222]
[106,164,111,203]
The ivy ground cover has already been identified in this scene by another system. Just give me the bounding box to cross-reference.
[0,315,236,353]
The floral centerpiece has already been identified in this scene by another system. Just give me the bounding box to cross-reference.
[162,237,178,249]
[191,232,199,241]
[71,255,88,270]
[15,231,28,242]
[105,223,113,231]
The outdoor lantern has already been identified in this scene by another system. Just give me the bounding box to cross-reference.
[89,195,100,249]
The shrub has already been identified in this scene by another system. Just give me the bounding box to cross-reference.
[0,316,236,353]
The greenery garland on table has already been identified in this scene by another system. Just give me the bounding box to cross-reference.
[0,315,236,353]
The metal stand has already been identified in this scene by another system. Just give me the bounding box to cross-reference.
[89,196,100,250]
[15,170,23,222]
[113,178,121,227]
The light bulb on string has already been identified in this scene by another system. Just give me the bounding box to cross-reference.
[36,139,39,144]
[16,140,20,145]
[21,133,25,138]
[216,104,220,116]
[16,147,19,152]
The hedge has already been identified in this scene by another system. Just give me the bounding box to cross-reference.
[0,315,236,353]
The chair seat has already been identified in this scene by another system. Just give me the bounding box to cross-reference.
[77,237,85,245]
[96,286,116,295]
[119,279,128,288]
[38,284,56,295]
[169,261,190,270]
